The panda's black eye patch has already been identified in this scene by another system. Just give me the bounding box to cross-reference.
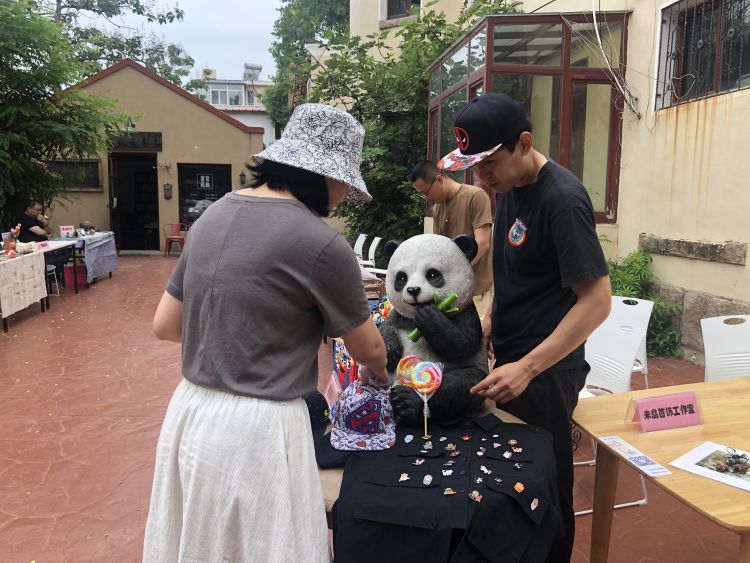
[394,271,408,292]
[425,268,445,288]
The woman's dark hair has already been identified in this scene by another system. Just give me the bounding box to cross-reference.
[246,159,330,217]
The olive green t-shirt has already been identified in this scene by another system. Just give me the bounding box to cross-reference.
[432,184,494,294]
[166,192,371,400]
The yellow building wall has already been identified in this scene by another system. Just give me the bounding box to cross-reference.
[521,0,629,11]
[51,192,110,236]
[349,0,383,41]
[619,90,750,302]
[350,0,464,50]
[50,65,263,250]
[517,0,750,302]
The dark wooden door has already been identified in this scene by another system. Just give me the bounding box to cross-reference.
[108,155,120,248]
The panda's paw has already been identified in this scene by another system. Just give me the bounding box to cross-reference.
[390,385,422,425]
[414,302,449,330]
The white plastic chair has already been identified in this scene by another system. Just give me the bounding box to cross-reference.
[359,237,382,268]
[46,264,60,297]
[611,296,654,388]
[365,266,388,278]
[353,234,368,261]
[700,315,750,381]
[574,314,649,515]
[583,318,646,395]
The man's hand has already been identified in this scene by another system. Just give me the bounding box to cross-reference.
[35,214,51,234]
[359,364,390,387]
[470,360,534,404]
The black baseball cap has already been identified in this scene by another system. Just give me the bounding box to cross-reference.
[437,93,528,171]
[303,390,330,438]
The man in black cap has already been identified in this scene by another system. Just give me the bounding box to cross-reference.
[439,93,612,562]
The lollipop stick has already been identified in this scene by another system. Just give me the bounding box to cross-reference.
[422,401,429,440]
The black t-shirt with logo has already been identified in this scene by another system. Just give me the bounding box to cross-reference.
[17,213,49,242]
[491,160,608,370]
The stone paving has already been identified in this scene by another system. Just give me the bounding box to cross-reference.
[0,256,739,562]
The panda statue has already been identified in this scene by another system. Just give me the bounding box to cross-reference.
[380,234,488,424]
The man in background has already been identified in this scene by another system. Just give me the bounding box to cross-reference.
[17,200,51,242]
[410,160,493,318]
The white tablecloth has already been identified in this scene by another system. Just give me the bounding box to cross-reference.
[0,251,47,319]
[55,232,118,283]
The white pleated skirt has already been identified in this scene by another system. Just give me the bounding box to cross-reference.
[142,378,330,563]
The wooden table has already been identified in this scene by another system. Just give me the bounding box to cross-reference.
[573,378,750,563]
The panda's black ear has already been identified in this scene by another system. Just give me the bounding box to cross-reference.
[383,240,400,263]
[453,235,478,263]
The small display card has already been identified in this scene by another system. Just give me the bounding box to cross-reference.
[602,435,672,477]
[59,225,76,237]
[625,391,702,432]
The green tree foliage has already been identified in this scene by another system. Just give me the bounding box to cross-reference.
[36,0,200,90]
[608,250,683,357]
[264,0,349,128]
[307,1,518,253]
[0,0,127,227]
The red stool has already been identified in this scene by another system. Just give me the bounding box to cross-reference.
[163,223,187,256]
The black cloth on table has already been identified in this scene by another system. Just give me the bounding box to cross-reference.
[316,413,562,563]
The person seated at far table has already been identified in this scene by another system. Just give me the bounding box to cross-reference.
[17,200,51,242]
[17,199,70,287]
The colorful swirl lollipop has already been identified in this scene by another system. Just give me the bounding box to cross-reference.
[411,362,443,395]
[396,355,421,386]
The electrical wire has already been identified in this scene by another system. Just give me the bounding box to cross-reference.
[563,12,703,124]
[590,4,642,118]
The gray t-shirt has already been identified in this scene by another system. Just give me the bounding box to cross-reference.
[166,192,370,400]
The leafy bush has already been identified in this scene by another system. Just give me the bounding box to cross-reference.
[306,0,519,266]
[608,250,682,357]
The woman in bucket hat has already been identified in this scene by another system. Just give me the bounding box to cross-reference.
[143,103,388,562]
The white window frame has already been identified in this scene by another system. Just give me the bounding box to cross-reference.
[208,83,245,106]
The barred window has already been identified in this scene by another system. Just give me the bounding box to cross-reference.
[657,0,750,109]
[48,160,102,192]
[387,0,419,19]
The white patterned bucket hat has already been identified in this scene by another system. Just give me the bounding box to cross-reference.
[253,103,372,203]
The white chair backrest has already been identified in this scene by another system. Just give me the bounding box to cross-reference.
[585,315,646,394]
[353,234,368,259]
[367,237,382,264]
[611,296,654,367]
[700,315,750,381]
[611,296,654,333]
